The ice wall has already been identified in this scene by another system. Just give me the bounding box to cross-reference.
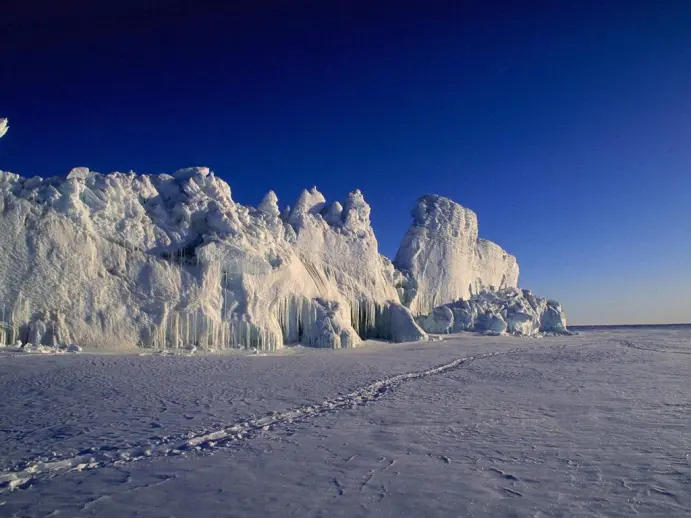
[0,165,568,349]
[394,195,519,316]
[0,168,426,351]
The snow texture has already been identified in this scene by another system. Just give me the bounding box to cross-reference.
[394,194,519,315]
[0,326,688,516]
[417,287,569,336]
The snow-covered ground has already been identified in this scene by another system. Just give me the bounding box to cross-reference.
[0,326,689,517]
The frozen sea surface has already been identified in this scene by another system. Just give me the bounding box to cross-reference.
[0,326,689,517]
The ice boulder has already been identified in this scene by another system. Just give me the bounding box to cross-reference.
[417,288,570,336]
[477,312,507,335]
[379,301,428,343]
[418,306,454,334]
[541,299,568,332]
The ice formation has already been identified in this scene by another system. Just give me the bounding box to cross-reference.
[417,288,569,336]
[0,118,8,139]
[394,195,519,315]
[0,166,567,351]
[0,167,427,351]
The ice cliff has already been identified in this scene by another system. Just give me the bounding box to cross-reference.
[394,195,519,315]
[0,167,426,350]
[0,166,567,351]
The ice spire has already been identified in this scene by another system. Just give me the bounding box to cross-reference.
[341,189,371,231]
[258,190,280,218]
[287,187,326,227]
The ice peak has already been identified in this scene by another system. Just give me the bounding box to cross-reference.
[66,167,91,180]
[408,194,479,236]
[299,188,326,211]
[258,190,280,218]
[173,166,211,179]
[288,188,327,226]
[395,194,517,315]
[342,189,371,231]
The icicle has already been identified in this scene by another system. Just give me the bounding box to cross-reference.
[176,313,180,350]
[161,304,167,349]
[193,311,197,347]
[185,313,190,348]
[221,319,226,349]
[204,314,208,349]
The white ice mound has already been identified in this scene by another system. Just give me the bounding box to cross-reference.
[394,195,520,316]
[0,167,426,351]
[417,288,569,336]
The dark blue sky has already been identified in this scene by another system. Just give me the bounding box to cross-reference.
[1,0,689,324]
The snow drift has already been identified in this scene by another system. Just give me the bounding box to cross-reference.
[0,166,566,351]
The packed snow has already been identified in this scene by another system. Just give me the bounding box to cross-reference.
[0,167,565,354]
[0,326,688,516]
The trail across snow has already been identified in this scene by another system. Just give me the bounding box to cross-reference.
[610,337,691,355]
[0,345,540,492]
[0,326,688,517]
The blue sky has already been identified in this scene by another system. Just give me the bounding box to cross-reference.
[1,0,689,325]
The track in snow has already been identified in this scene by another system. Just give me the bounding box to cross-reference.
[0,345,539,493]
[611,338,691,355]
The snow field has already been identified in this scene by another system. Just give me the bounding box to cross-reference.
[0,326,688,516]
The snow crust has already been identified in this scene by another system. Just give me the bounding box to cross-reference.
[394,195,519,315]
[417,287,569,336]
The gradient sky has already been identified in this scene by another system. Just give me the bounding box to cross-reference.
[1,0,689,325]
